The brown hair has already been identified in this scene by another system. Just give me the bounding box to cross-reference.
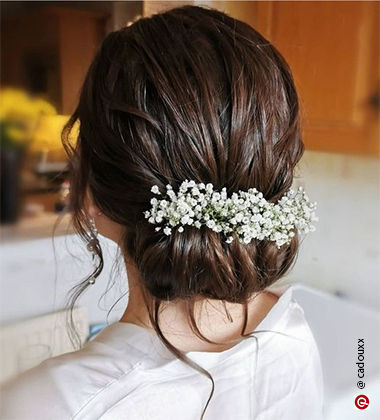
[60,5,304,418]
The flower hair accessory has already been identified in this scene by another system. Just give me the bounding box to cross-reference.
[143,180,318,248]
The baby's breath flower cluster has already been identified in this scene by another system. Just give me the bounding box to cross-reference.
[143,180,318,248]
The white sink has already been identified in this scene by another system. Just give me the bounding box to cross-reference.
[292,284,380,419]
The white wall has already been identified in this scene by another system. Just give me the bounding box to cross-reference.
[1,150,379,327]
[286,150,380,311]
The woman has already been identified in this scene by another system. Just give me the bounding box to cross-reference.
[1,5,323,419]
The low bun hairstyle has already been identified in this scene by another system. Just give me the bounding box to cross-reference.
[61,5,304,418]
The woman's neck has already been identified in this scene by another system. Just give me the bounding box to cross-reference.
[120,258,279,353]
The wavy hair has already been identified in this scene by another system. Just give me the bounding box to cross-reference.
[60,5,304,418]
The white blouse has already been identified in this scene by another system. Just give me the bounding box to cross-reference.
[1,284,325,420]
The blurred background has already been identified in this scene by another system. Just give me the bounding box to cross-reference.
[0,1,379,418]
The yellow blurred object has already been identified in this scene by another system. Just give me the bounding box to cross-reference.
[0,86,57,147]
[30,114,80,165]
[0,87,57,121]
[30,115,70,152]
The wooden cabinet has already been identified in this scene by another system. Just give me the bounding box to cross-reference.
[242,1,380,157]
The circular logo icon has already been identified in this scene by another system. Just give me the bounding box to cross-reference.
[355,394,369,410]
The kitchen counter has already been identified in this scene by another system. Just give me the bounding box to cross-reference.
[0,212,74,243]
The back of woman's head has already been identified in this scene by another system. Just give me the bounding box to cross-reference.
[63,4,303,313]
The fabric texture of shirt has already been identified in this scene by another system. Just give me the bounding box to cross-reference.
[0,283,325,420]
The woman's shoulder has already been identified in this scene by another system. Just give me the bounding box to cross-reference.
[0,338,141,419]
[257,283,320,351]
[271,290,323,365]
[251,290,324,419]
[253,284,323,382]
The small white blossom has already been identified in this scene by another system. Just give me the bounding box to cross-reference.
[206,183,213,193]
[151,185,161,195]
[160,200,169,208]
[167,190,176,200]
[206,220,216,229]
[163,226,172,235]
[235,213,244,222]
[181,215,190,224]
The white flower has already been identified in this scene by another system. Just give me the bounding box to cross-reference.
[178,226,184,233]
[167,190,176,200]
[151,185,161,195]
[206,183,213,193]
[160,200,169,208]
[235,213,244,222]
[163,226,172,235]
[181,215,190,224]
[190,198,197,206]
[206,220,216,229]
